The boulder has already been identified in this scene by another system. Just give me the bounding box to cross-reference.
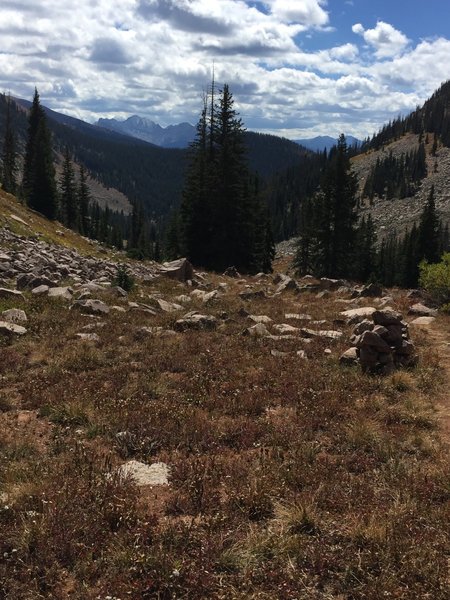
[159,258,194,283]
[340,306,376,324]
[174,311,218,331]
[0,321,27,336]
[276,277,299,294]
[372,308,403,327]
[410,316,436,327]
[1,309,27,324]
[156,299,183,313]
[0,288,25,301]
[32,285,49,295]
[73,299,110,315]
[357,330,391,353]
[339,347,359,366]
[244,323,271,338]
[48,286,73,300]
[408,303,438,317]
[356,283,384,298]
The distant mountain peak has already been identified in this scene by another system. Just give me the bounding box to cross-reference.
[96,115,195,148]
[294,135,361,152]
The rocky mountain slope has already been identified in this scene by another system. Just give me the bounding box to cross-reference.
[352,133,450,239]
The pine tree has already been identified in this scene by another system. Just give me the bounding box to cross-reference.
[22,89,58,219]
[59,147,78,229]
[417,185,441,264]
[179,82,273,273]
[1,95,17,194]
[78,164,91,236]
[297,135,358,278]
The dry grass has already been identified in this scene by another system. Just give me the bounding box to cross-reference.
[0,236,449,598]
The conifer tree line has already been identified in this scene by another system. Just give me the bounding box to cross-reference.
[0,89,163,259]
[362,144,427,201]
[294,139,449,287]
[171,81,274,273]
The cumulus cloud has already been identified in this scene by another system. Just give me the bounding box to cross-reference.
[352,20,410,58]
[267,0,329,26]
[0,1,447,140]
[90,38,133,65]
[137,0,233,35]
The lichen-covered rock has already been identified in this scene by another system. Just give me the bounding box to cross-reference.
[174,311,218,331]
[1,309,27,324]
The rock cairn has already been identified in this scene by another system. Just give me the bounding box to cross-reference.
[340,308,417,375]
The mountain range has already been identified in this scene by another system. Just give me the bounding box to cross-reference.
[95,115,360,153]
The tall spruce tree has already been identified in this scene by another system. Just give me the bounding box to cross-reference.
[78,164,91,236]
[296,134,358,278]
[417,185,441,264]
[1,95,17,194]
[59,147,78,229]
[179,82,273,273]
[22,89,57,219]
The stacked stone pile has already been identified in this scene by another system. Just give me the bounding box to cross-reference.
[340,308,417,375]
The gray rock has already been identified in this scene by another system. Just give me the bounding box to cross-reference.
[48,286,73,300]
[276,277,299,294]
[0,321,27,336]
[410,316,436,327]
[273,323,299,335]
[117,460,169,486]
[0,288,25,300]
[357,330,391,353]
[73,299,110,315]
[1,309,27,324]
[244,323,271,337]
[340,347,359,366]
[159,258,194,282]
[174,311,218,331]
[372,309,403,326]
[32,284,49,295]
[157,299,183,313]
[340,306,376,324]
[408,303,438,317]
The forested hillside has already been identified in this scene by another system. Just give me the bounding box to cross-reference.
[0,95,311,222]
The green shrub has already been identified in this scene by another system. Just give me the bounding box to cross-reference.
[114,263,134,292]
[418,253,450,305]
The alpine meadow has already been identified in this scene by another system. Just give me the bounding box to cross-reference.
[0,1,450,599]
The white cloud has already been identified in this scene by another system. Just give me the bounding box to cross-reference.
[0,1,447,141]
[352,20,410,58]
[268,0,329,26]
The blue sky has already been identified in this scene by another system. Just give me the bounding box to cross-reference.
[0,1,449,139]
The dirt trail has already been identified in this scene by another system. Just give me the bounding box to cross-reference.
[426,323,450,444]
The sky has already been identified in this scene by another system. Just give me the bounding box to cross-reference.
[0,0,449,140]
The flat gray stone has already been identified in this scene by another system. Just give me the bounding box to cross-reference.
[48,286,73,300]
[117,460,169,486]
[410,316,436,327]
[1,309,27,324]
[0,320,27,336]
[0,288,25,300]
